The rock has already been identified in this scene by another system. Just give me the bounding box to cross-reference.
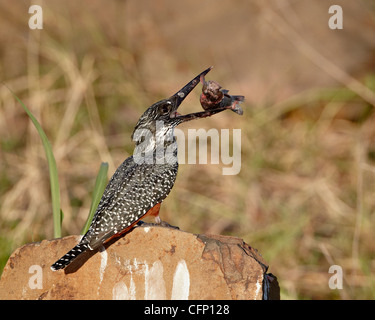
[0,226,279,300]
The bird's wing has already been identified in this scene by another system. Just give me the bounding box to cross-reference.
[83,156,178,249]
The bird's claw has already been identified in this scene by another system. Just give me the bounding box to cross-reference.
[136,220,180,230]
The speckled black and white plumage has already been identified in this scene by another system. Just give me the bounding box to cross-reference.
[84,158,178,250]
[51,67,227,271]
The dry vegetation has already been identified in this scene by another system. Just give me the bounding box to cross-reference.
[0,1,375,299]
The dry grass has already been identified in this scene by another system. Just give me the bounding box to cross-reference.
[0,1,375,299]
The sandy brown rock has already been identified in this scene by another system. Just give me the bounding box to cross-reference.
[0,226,278,300]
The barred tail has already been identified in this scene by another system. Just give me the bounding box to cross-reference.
[51,242,89,271]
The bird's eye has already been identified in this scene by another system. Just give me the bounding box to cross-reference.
[159,102,171,115]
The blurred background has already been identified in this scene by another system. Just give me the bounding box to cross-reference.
[1,0,375,299]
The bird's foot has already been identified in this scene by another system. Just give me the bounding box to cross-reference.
[158,220,180,230]
[136,219,179,230]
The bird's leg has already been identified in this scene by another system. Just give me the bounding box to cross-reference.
[154,215,162,224]
[136,203,179,230]
[154,214,180,230]
[136,219,179,230]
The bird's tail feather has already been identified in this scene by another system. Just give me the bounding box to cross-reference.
[51,242,89,271]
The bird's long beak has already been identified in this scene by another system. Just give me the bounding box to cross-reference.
[170,66,212,109]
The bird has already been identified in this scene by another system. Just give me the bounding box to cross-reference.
[50,67,229,271]
[200,74,244,115]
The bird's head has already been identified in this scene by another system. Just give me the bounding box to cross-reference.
[131,66,213,141]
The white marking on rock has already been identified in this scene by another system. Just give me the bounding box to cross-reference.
[171,260,190,300]
[113,281,128,300]
[254,277,262,300]
[143,226,150,233]
[129,276,136,299]
[144,260,166,299]
[99,246,107,285]
[133,258,140,271]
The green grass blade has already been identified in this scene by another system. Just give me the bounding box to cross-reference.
[6,86,62,238]
[81,162,108,235]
